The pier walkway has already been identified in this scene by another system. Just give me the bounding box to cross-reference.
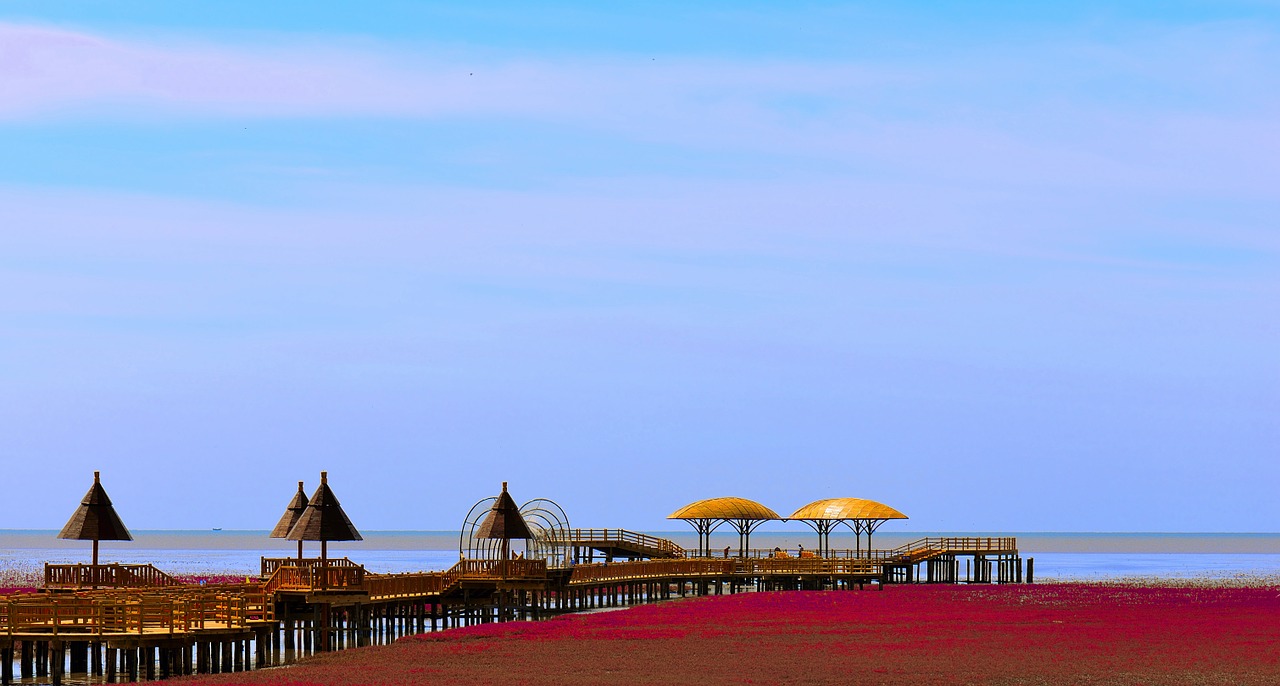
[2,535,1026,685]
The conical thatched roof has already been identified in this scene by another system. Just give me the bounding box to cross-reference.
[286,472,362,542]
[270,481,309,539]
[476,482,533,540]
[58,471,133,542]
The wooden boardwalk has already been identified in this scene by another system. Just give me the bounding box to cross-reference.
[2,536,1025,684]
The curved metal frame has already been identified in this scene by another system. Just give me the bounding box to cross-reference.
[459,494,573,566]
[519,498,572,568]
[459,496,503,561]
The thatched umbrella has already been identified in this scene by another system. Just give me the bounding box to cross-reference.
[476,482,533,577]
[58,471,132,566]
[286,471,361,563]
[270,481,309,560]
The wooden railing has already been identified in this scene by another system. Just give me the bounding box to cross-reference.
[44,563,177,590]
[887,537,1019,562]
[0,586,272,636]
[364,558,550,601]
[737,558,880,576]
[685,538,1019,563]
[568,559,736,585]
[366,572,446,599]
[567,557,883,585]
[260,556,363,578]
[552,529,686,558]
[262,563,367,595]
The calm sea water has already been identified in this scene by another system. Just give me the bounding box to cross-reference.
[3,530,1279,581]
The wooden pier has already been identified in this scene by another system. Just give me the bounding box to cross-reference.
[1,534,1028,685]
[2,476,1030,684]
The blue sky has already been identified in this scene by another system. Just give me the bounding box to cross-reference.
[1,2,1276,533]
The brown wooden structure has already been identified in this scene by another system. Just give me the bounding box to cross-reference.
[4,485,1028,685]
[269,481,309,560]
[57,472,131,570]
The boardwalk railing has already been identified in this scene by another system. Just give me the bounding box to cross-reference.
[0,586,272,637]
[260,556,364,578]
[44,563,177,590]
[565,558,885,583]
[887,537,1019,563]
[365,559,550,601]
[260,558,556,602]
[568,559,735,585]
[688,537,1019,564]
[262,563,367,595]
[566,557,882,585]
[551,529,686,558]
[738,558,880,576]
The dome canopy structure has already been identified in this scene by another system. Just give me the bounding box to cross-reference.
[668,497,781,522]
[668,497,781,558]
[789,497,908,556]
[789,498,906,522]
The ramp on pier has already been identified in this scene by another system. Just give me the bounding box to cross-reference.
[552,529,685,561]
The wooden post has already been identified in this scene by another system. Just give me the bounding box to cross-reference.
[125,646,137,683]
[1,643,12,686]
[68,641,87,674]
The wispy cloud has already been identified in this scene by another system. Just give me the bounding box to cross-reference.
[4,20,1277,200]
[0,22,905,121]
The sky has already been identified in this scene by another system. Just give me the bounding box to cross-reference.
[1,2,1276,534]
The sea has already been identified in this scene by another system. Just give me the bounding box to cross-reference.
[4,530,1280,583]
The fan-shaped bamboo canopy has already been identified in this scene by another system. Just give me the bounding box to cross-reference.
[476,482,534,540]
[668,497,781,521]
[789,498,907,521]
[58,471,132,542]
[287,472,362,543]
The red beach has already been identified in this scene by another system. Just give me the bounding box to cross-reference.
[179,583,1280,685]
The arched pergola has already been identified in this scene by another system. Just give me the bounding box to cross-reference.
[668,497,781,558]
[789,498,907,557]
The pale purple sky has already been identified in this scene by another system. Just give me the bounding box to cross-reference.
[1,3,1277,533]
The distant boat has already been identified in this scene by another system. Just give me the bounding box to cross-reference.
[212,528,223,531]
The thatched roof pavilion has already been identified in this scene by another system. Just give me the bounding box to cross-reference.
[476,482,534,541]
[287,471,361,561]
[475,482,534,577]
[789,497,908,556]
[58,471,132,566]
[271,480,309,559]
[668,496,781,558]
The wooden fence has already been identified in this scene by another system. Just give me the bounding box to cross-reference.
[44,563,176,590]
[0,586,271,636]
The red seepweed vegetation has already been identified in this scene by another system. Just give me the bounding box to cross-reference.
[184,584,1280,686]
